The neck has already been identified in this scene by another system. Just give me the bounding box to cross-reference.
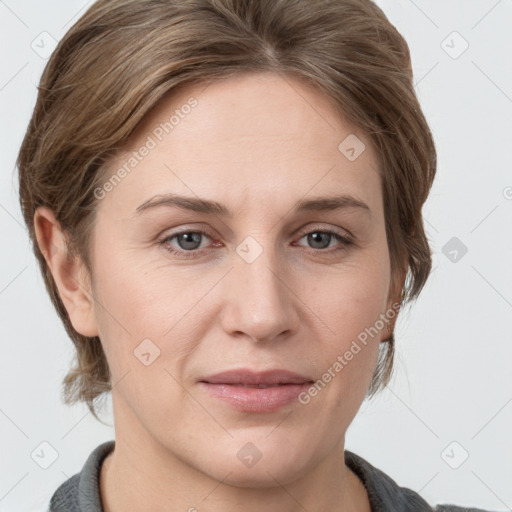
[100,436,369,512]
[99,396,370,512]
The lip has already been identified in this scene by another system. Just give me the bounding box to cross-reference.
[199,369,314,413]
[200,369,313,386]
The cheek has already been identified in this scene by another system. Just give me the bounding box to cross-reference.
[91,225,390,403]
[89,260,196,424]
[303,254,390,398]
[304,251,390,339]
[90,249,213,376]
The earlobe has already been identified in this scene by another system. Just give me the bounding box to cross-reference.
[380,267,407,343]
[34,206,99,338]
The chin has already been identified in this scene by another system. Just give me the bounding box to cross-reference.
[212,459,308,489]
[191,436,315,488]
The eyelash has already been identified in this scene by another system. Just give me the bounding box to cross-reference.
[159,226,355,259]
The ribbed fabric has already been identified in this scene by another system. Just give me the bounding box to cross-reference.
[48,440,495,512]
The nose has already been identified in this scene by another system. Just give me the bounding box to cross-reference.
[219,242,300,344]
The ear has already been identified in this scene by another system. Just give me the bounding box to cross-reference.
[34,206,99,338]
[380,266,407,343]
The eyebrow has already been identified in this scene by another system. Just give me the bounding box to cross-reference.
[135,193,371,217]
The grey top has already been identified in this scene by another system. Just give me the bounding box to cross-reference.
[49,440,494,512]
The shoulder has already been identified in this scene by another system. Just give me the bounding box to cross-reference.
[26,500,51,512]
[344,450,498,512]
[48,440,115,511]
[435,507,497,512]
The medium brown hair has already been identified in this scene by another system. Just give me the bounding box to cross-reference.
[17,0,436,421]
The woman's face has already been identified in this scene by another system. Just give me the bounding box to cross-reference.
[82,71,398,485]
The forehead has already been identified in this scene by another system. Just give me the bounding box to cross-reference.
[129,70,377,161]
[98,71,382,216]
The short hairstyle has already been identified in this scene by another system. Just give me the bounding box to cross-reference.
[17,0,436,421]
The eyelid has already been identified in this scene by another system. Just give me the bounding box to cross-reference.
[159,224,217,240]
[160,222,352,244]
[295,222,353,239]
[159,222,355,260]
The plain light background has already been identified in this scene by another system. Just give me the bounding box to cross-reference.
[1,0,511,511]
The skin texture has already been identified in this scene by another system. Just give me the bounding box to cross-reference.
[35,71,404,511]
